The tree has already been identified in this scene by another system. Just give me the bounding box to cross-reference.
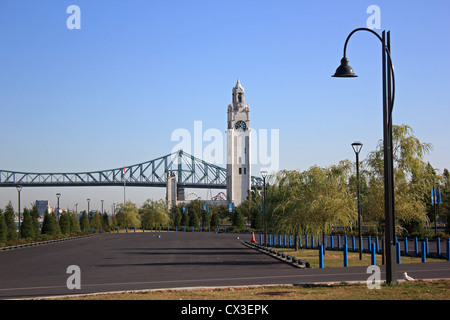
[0,210,7,243]
[71,212,81,232]
[116,201,141,229]
[140,199,171,228]
[80,211,90,232]
[59,212,72,234]
[41,210,57,236]
[30,203,41,236]
[20,208,35,239]
[232,206,245,230]
[4,202,17,241]
[188,208,199,228]
[364,124,433,235]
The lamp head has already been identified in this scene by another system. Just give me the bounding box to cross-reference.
[260,170,268,179]
[352,141,363,154]
[332,57,358,78]
[16,185,22,192]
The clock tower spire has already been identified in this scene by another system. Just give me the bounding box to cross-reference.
[226,80,251,206]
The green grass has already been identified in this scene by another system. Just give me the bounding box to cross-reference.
[52,280,450,300]
[277,248,444,269]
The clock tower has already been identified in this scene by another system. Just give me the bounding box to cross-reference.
[226,79,251,206]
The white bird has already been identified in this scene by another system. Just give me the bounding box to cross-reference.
[403,272,415,281]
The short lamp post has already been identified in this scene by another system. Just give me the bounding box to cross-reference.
[333,28,397,284]
[260,170,268,246]
[352,141,363,260]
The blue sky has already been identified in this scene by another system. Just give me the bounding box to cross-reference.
[1,0,449,212]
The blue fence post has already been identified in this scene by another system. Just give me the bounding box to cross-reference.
[324,235,327,249]
[168,226,170,232]
[368,236,371,252]
[117,227,119,233]
[437,237,441,257]
[447,239,450,262]
[375,236,379,253]
[344,244,348,267]
[319,245,324,269]
[421,241,426,263]
[269,234,272,247]
[284,234,287,248]
[134,227,136,233]
[338,235,341,250]
[305,235,309,249]
[318,235,321,247]
[126,227,128,233]
[278,234,282,248]
[415,237,419,256]
[396,242,401,264]
[184,226,186,232]
[331,235,334,250]
[360,236,363,253]
[425,238,429,256]
[260,233,263,245]
[404,237,408,256]
[352,236,355,252]
[371,243,376,265]
[312,236,315,249]
[108,227,111,233]
[344,235,348,248]
[289,235,292,248]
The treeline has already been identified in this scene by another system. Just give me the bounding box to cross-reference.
[238,124,450,240]
[114,198,243,231]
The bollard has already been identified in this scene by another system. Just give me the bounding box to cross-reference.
[352,236,355,252]
[289,235,292,248]
[319,245,324,269]
[126,227,128,233]
[284,234,287,248]
[134,227,136,233]
[192,226,194,232]
[396,241,401,264]
[425,238,429,256]
[447,239,450,262]
[368,236,371,252]
[404,237,408,256]
[375,236,379,253]
[312,236,315,249]
[421,241,426,263]
[143,227,145,233]
[200,226,202,232]
[415,237,419,256]
[117,227,119,233]
[343,244,348,267]
[437,238,441,257]
[305,235,309,249]
[331,235,334,250]
[338,235,341,250]
[184,226,186,232]
[108,228,111,233]
[371,243,376,265]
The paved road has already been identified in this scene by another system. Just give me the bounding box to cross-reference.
[0,232,449,299]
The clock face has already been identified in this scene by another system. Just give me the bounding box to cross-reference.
[235,120,247,132]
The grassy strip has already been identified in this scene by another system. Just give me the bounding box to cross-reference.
[277,248,443,269]
[53,280,450,300]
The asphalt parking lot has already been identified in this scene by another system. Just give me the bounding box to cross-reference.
[0,232,449,299]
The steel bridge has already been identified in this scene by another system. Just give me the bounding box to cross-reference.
[0,150,263,190]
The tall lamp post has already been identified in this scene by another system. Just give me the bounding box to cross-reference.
[56,193,61,219]
[351,141,363,260]
[16,185,22,238]
[260,170,268,246]
[333,28,397,284]
[87,198,91,216]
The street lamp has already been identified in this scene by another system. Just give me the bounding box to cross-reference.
[333,28,397,284]
[56,193,61,219]
[101,200,104,215]
[16,185,22,238]
[260,170,268,246]
[87,198,91,215]
[351,141,363,260]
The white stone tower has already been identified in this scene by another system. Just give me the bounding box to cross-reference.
[226,79,251,206]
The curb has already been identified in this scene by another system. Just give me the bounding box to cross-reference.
[242,240,311,268]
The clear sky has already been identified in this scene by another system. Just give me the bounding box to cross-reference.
[1,0,449,212]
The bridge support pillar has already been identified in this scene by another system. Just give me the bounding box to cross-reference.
[166,172,177,210]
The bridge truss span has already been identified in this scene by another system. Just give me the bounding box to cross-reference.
[0,150,263,190]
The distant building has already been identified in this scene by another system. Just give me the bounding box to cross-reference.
[35,200,49,217]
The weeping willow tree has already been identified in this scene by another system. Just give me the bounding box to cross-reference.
[364,124,434,235]
[267,160,356,250]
